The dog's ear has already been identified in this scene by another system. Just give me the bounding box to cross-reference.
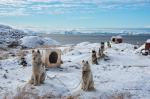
[32,49,35,53]
[37,49,40,54]
[86,61,89,64]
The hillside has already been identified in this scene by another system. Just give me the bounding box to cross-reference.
[0,42,150,99]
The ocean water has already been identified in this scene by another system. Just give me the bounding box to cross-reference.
[43,34,150,45]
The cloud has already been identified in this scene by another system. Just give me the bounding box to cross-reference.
[0,0,149,16]
[0,0,27,6]
[0,8,29,16]
[97,0,150,9]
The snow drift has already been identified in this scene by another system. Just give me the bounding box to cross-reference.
[20,36,59,48]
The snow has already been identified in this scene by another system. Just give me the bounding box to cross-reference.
[116,35,122,39]
[111,35,122,39]
[146,39,150,43]
[111,36,115,38]
[0,24,12,31]
[135,44,145,53]
[20,36,60,48]
[0,42,150,98]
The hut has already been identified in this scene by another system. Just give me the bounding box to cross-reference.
[145,39,150,50]
[111,36,123,43]
[115,36,123,43]
[39,48,61,68]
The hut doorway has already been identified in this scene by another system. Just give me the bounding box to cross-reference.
[116,38,122,43]
[112,38,115,42]
[49,52,58,63]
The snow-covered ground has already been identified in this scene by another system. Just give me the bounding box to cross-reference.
[0,42,150,99]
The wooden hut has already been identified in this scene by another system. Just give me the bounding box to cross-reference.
[115,36,123,43]
[39,48,61,68]
[145,39,150,50]
[111,36,123,43]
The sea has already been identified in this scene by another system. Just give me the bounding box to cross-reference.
[42,34,150,45]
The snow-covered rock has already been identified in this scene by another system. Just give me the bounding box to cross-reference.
[0,24,26,48]
[135,44,145,53]
[20,36,59,48]
[76,42,90,47]
[0,24,12,31]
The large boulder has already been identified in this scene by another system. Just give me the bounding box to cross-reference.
[20,36,59,48]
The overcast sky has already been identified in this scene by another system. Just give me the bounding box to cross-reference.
[0,0,150,29]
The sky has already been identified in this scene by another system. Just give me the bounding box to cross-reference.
[0,0,150,29]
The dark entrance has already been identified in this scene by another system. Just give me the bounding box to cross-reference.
[112,38,115,42]
[116,38,123,43]
[49,52,58,63]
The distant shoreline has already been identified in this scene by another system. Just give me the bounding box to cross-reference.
[41,34,150,45]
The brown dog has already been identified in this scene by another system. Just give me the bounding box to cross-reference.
[81,60,95,91]
[92,50,98,65]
